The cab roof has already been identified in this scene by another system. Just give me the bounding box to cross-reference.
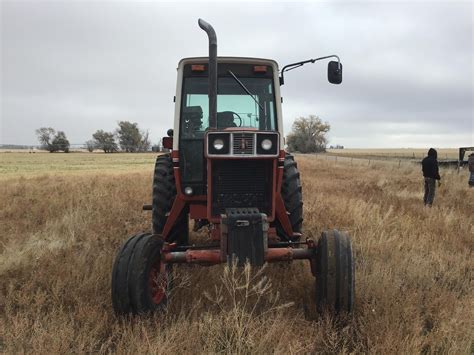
[177,57,279,71]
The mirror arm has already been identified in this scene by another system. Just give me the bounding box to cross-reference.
[279,55,340,85]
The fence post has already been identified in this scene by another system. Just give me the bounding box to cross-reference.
[398,160,401,168]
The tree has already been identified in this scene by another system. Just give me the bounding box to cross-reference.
[286,115,330,153]
[92,130,118,153]
[138,129,151,152]
[85,140,96,152]
[116,121,142,152]
[35,127,70,152]
[51,131,70,153]
[35,127,56,152]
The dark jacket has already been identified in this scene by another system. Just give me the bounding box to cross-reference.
[469,155,474,172]
[422,148,441,180]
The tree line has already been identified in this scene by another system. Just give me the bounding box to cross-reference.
[36,115,333,154]
[35,121,154,153]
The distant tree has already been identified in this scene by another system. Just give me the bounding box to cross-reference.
[138,129,151,152]
[35,127,56,152]
[116,121,142,152]
[51,131,70,153]
[35,127,70,152]
[92,130,118,153]
[286,115,330,153]
[85,140,96,152]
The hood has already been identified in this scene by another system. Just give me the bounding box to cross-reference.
[428,148,437,159]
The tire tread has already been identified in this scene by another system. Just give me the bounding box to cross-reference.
[276,153,303,240]
[152,154,188,244]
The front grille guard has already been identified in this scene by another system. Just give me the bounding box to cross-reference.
[206,131,279,157]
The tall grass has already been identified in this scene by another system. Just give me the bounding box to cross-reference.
[1,154,472,353]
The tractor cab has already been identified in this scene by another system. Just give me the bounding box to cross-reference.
[173,57,282,204]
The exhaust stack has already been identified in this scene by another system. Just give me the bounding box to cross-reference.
[198,18,217,130]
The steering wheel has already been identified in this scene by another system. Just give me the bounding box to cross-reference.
[227,111,243,127]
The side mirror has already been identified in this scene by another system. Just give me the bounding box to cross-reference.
[167,128,174,137]
[328,61,342,84]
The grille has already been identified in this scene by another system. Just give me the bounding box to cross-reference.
[211,160,272,216]
[232,133,254,155]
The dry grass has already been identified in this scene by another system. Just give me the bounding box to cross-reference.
[1,153,473,353]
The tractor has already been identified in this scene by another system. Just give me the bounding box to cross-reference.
[112,19,355,316]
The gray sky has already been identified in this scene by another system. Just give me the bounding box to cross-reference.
[1,0,473,148]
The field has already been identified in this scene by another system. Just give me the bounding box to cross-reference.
[1,152,473,353]
[0,151,156,177]
[326,148,459,161]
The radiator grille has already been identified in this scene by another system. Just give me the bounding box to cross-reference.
[232,133,254,155]
[211,160,272,216]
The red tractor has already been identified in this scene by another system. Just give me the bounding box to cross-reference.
[112,19,354,315]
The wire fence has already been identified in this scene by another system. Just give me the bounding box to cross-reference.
[310,153,462,170]
[313,153,412,168]
[325,151,457,161]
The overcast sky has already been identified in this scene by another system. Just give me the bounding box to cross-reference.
[1,0,473,148]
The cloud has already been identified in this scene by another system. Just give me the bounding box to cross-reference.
[1,1,472,147]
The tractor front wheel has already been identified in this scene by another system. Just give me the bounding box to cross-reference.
[315,229,355,314]
[112,233,170,315]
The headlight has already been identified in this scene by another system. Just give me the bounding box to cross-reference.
[208,133,230,155]
[184,186,193,195]
[213,138,224,150]
[261,139,272,150]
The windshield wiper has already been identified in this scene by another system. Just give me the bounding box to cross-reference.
[227,70,267,122]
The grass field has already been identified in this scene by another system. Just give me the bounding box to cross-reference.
[326,148,459,161]
[0,151,156,177]
[1,152,473,353]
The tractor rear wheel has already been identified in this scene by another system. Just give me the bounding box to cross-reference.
[152,154,189,245]
[276,153,303,240]
[112,233,170,315]
[315,229,355,314]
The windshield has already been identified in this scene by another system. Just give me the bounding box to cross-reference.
[180,77,277,138]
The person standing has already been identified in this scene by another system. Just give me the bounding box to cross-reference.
[468,153,474,187]
[422,148,441,206]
